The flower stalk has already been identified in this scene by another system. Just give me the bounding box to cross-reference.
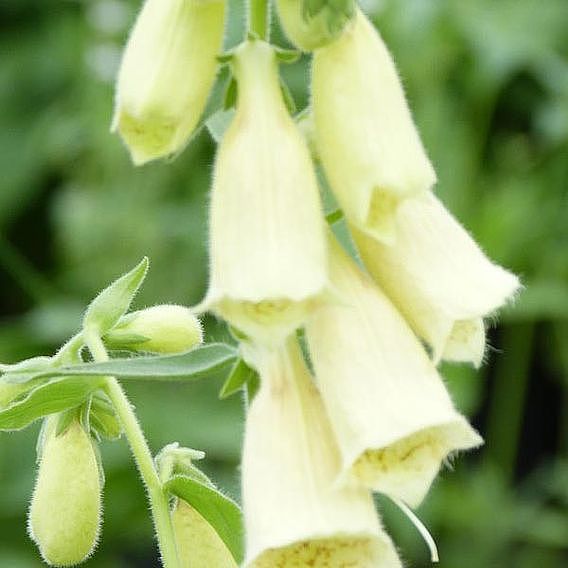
[84,330,180,568]
[248,0,270,40]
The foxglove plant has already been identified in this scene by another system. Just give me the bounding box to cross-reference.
[1,0,521,566]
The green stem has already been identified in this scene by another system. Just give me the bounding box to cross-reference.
[248,0,269,40]
[84,330,180,568]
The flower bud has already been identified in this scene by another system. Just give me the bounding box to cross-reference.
[353,193,521,367]
[110,305,203,353]
[201,40,327,345]
[305,236,483,507]
[172,499,237,568]
[112,0,226,165]
[241,338,401,567]
[276,0,355,51]
[312,9,436,243]
[29,418,102,566]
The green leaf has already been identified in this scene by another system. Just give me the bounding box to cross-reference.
[83,257,149,334]
[206,109,235,143]
[0,376,105,431]
[219,358,258,399]
[0,356,54,384]
[55,344,237,382]
[165,474,243,564]
[223,76,238,110]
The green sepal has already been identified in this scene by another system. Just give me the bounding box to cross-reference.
[219,358,258,399]
[55,407,81,437]
[325,207,344,225]
[83,257,149,335]
[223,76,238,110]
[206,108,236,143]
[0,376,105,432]
[103,330,151,348]
[274,47,301,64]
[245,371,260,404]
[216,50,235,65]
[165,474,244,564]
[89,392,122,441]
[280,79,297,115]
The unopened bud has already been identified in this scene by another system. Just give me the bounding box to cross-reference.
[112,0,226,164]
[28,418,102,566]
[110,305,203,354]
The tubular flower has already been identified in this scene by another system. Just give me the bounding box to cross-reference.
[353,192,521,367]
[29,417,102,566]
[312,9,436,243]
[109,304,203,353]
[202,40,327,345]
[276,0,355,51]
[241,338,402,568]
[112,0,226,165]
[172,499,237,568]
[305,236,483,508]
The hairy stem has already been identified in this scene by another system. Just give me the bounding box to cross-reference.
[248,0,270,40]
[84,330,180,568]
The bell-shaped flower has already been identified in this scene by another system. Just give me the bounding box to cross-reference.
[276,0,355,51]
[353,192,521,367]
[29,417,102,566]
[202,40,327,345]
[241,338,402,567]
[106,304,203,353]
[112,0,226,165]
[305,236,483,508]
[312,9,436,243]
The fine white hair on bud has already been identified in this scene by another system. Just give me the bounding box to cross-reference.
[241,338,402,567]
[112,0,226,165]
[353,192,521,368]
[201,39,327,345]
[172,499,237,568]
[111,304,203,354]
[312,8,436,243]
[28,417,102,566]
[305,236,483,508]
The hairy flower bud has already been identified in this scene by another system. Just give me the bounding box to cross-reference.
[172,499,237,568]
[112,0,226,165]
[110,305,203,353]
[276,0,355,51]
[353,193,521,367]
[312,9,436,243]
[241,338,401,567]
[202,40,327,345]
[305,236,483,507]
[29,418,102,566]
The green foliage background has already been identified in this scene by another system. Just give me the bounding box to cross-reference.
[0,0,567,566]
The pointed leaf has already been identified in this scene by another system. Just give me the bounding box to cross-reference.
[83,257,149,334]
[55,344,237,382]
[0,376,105,431]
[165,474,243,563]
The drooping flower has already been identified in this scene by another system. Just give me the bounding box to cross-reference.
[312,8,436,243]
[241,338,402,567]
[201,39,327,345]
[305,235,483,507]
[28,417,102,566]
[353,192,521,367]
[107,304,203,353]
[112,0,226,165]
[276,0,355,51]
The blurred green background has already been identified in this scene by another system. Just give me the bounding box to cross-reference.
[1,0,567,566]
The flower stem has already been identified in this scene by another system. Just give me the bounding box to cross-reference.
[84,330,180,568]
[248,0,269,40]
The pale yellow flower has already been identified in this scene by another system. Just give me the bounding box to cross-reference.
[112,0,226,165]
[241,338,402,567]
[353,192,521,367]
[305,236,483,507]
[312,9,436,243]
[202,40,327,345]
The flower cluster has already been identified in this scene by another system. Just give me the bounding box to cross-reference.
[112,0,520,565]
